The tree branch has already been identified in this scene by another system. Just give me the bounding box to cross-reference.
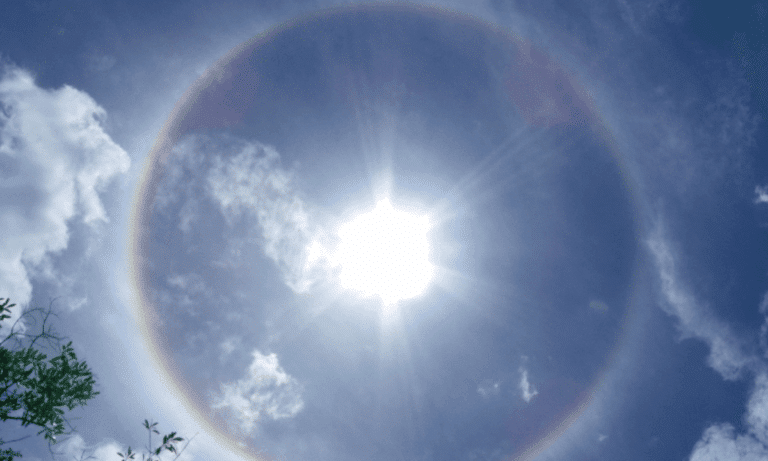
[0,435,30,445]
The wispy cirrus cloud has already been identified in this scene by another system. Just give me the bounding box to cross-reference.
[205,135,330,293]
[153,134,207,236]
[647,225,755,381]
[0,64,130,330]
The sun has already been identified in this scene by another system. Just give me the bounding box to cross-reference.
[335,198,433,305]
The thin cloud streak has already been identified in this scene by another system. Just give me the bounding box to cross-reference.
[519,366,538,403]
[647,224,756,381]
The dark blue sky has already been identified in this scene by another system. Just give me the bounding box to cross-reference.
[1,1,767,461]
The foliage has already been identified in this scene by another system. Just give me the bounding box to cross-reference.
[1,298,192,461]
[0,297,99,458]
[117,419,190,461]
[0,447,22,461]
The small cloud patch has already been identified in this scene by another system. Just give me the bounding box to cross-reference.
[755,185,768,204]
[211,350,304,435]
[219,336,241,362]
[518,366,538,403]
[589,299,609,313]
[477,380,501,398]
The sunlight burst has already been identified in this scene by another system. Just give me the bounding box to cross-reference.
[336,198,433,304]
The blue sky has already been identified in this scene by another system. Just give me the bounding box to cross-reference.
[1,1,767,461]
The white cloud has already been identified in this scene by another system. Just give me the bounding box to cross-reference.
[648,226,768,460]
[151,141,203,238]
[206,135,328,292]
[477,380,501,398]
[53,434,124,461]
[51,433,196,461]
[755,186,768,204]
[689,424,767,461]
[0,64,130,330]
[219,336,241,362]
[166,272,206,294]
[178,196,199,234]
[164,272,209,314]
[153,136,203,213]
[518,366,538,403]
[67,296,89,312]
[647,227,754,380]
[746,373,768,446]
[211,349,304,435]
[689,373,768,460]
[760,293,768,356]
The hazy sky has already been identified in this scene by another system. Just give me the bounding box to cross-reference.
[1,1,767,461]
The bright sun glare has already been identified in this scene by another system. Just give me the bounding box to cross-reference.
[336,198,433,305]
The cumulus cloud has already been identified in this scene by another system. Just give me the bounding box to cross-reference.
[647,227,754,380]
[211,350,304,435]
[690,424,767,461]
[206,136,328,292]
[0,64,130,329]
[755,186,768,204]
[518,366,538,403]
[689,373,768,461]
